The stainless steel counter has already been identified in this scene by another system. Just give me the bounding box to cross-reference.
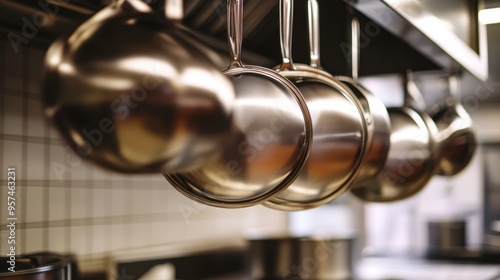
[357,257,500,280]
[205,257,500,280]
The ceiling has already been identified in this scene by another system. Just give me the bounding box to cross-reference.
[0,0,440,77]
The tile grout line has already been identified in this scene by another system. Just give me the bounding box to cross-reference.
[87,164,94,256]
[0,210,251,230]
[0,179,170,190]
[65,156,72,253]
[0,88,41,100]
[0,134,64,145]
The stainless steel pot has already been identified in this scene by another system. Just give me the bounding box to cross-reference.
[351,71,440,202]
[432,76,476,176]
[264,0,367,211]
[248,236,354,280]
[248,235,302,280]
[42,0,235,174]
[164,0,312,208]
[0,252,74,280]
[427,220,467,252]
[337,17,391,185]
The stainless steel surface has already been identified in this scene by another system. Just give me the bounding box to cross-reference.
[248,236,354,280]
[0,253,73,280]
[482,144,500,251]
[42,0,235,173]
[357,257,500,280]
[337,16,391,185]
[264,0,367,211]
[248,235,301,280]
[432,76,477,176]
[164,0,312,208]
[351,71,440,202]
[297,237,354,280]
[347,0,488,81]
[417,0,478,48]
[165,0,183,21]
[427,220,467,252]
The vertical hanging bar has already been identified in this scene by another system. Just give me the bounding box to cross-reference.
[279,0,295,70]
[307,0,321,68]
[226,0,244,69]
[165,0,184,21]
[351,18,360,81]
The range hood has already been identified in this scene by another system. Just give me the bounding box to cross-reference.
[0,0,488,81]
[349,0,488,81]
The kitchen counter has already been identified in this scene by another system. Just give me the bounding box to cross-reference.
[357,257,500,280]
[206,257,500,280]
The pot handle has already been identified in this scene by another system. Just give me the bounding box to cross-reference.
[110,0,153,14]
[448,75,461,106]
[351,17,360,81]
[226,0,244,69]
[353,17,372,124]
[307,0,321,68]
[165,0,184,21]
[279,0,296,71]
[404,69,427,111]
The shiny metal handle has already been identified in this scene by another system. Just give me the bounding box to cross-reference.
[351,18,360,81]
[404,69,426,110]
[112,0,149,13]
[227,0,244,68]
[307,0,320,68]
[448,75,461,105]
[279,0,295,71]
[351,18,372,123]
[165,0,184,21]
[111,0,125,7]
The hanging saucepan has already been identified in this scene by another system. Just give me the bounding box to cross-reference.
[164,0,313,208]
[336,17,391,185]
[264,0,368,211]
[432,75,476,176]
[247,235,354,280]
[42,0,235,173]
[0,252,75,280]
[351,70,440,202]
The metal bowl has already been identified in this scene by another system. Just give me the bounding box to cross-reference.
[164,0,312,208]
[351,72,440,202]
[42,0,235,174]
[263,0,367,211]
[432,76,476,176]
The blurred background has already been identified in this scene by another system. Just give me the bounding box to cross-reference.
[1,0,500,279]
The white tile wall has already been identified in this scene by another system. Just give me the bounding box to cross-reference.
[27,48,44,95]
[25,228,44,253]
[3,95,24,136]
[26,99,46,138]
[0,39,288,273]
[70,188,88,220]
[70,226,90,256]
[2,140,23,170]
[47,227,66,253]
[4,45,23,92]
[25,186,44,223]
[49,145,71,181]
[48,186,66,222]
[26,143,45,180]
